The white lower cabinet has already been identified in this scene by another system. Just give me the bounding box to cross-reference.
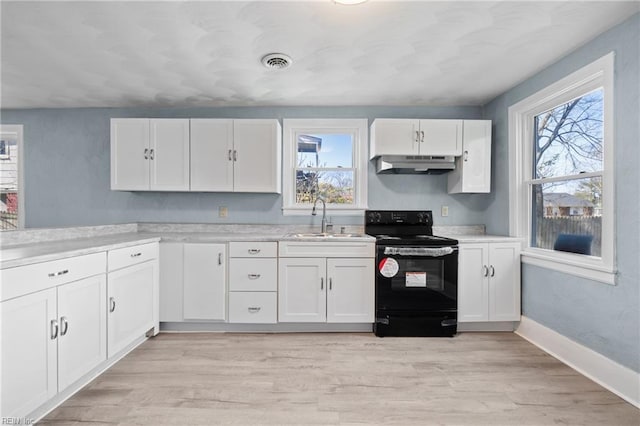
[458,241,521,323]
[0,273,106,418]
[183,243,226,321]
[228,242,278,323]
[278,250,375,324]
[107,243,159,358]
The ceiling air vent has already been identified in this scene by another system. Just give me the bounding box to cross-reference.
[261,53,293,70]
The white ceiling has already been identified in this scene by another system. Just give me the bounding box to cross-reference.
[1,1,638,109]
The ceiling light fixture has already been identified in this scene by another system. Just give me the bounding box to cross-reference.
[261,53,293,70]
[333,0,369,4]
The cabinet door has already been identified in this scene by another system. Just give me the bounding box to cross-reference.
[57,275,107,392]
[107,260,156,358]
[159,243,184,322]
[458,243,490,322]
[278,258,326,322]
[326,258,374,323]
[110,118,150,190]
[488,243,521,322]
[183,243,226,321]
[448,120,491,193]
[420,119,462,156]
[190,119,234,192]
[149,119,190,191]
[233,120,281,193]
[370,119,419,158]
[0,288,57,418]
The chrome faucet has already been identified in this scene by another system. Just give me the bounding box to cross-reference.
[311,197,328,233]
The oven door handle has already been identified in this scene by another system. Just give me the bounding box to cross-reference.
[383,246,457,257]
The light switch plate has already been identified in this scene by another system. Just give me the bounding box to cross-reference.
[219,206,228,218]
[441,205,449,217]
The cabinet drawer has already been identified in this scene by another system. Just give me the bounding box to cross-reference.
[229,242,277,258]
[228,292,277,323]
[0,252,106,302]
[108,242,159,272]
[229,258,277,292]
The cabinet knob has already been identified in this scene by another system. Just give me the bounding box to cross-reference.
[149,149,155,160]
[109,297,116,313]
[248,274,261,280]
[420,130,425,143]
[248,249,261,255]
[320,277,324,290]
[248,307,261,313]
[228,149,233,161]
[490,265,495,277]
[144,148,149,159]
[329,277,333,290]
[218,253,223,265]
[482,265,489,277]
[60,316,69,336]
[464,150,469,161]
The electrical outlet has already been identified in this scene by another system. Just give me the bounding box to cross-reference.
[219,206,228,218]
[441,205,449,217]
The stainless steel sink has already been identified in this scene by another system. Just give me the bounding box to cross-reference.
[285,233,368,239]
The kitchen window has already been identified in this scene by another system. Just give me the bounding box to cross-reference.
[282,119,368,215]
[0,125,24,231]
[508,53,615,284]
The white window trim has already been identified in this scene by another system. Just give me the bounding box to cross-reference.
[0,124,25,230]
[282,118,369,216]
[508,52,615,285]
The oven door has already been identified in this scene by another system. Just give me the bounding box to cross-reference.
[375,245,458,312]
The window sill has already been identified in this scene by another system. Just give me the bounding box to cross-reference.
[282,206,368,216]
[521,249,616,285]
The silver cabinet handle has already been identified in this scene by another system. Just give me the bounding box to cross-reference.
[233,150,237,161]
[248,249,261,255]
[463,150,469,161]
[329,278,332,290]
[218,253,223,265]
[228,149,233,161]
[48,269,69,278]
[248,274,261,280]
[415,130,420,143]
[149,149,155,160]
[60,316,69,336]
[490,265,495,277]
[320,277,324,290]
[144,148,149,159]
[130,252,142,258]
[109,297,116,313]
[248,307,261,313]
[50,319,59,340]
[482,265,489,277]
[420,130,425,143]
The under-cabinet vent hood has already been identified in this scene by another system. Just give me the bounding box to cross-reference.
[375,155,456,175]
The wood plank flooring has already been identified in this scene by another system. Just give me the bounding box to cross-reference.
[40,332,639,425]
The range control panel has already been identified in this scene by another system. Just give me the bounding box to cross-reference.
[365,210,433,226]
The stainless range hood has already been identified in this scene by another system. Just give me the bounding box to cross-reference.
[375,155,456,175]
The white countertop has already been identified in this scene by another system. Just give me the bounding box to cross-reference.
[0,233,161,269]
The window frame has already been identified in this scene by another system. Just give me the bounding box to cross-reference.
[282,119,369,215]
[508,53,615,284]
[0,124,25,231]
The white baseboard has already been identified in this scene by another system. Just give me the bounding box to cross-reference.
[516,316,640,408]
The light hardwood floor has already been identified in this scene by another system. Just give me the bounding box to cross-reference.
[40,332,639,425]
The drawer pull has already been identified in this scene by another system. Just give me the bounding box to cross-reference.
[247,249,261,255]
[248,307,261,313]
[109,297,116,313]
[60,316,69,336]
[130,252,142,258]
[50,319,59,340]
[248,274,261,280]
[48,269,69,278]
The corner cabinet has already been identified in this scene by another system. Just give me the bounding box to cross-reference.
[370,119,463,158]
[448,120,492,193]
[110,118,190,191]
[278,241,375,323]
[458,240,521,323]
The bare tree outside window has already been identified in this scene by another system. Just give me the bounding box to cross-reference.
[531,89,604,255]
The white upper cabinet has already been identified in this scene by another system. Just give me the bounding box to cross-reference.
[111,118,190,191]
[190,119,234,192]
[448,120,492,193]
[233,120,281,193]
[370,119,462,158]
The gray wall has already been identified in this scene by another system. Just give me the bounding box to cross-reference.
[482,13,639,372]
[0,106,485,228]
